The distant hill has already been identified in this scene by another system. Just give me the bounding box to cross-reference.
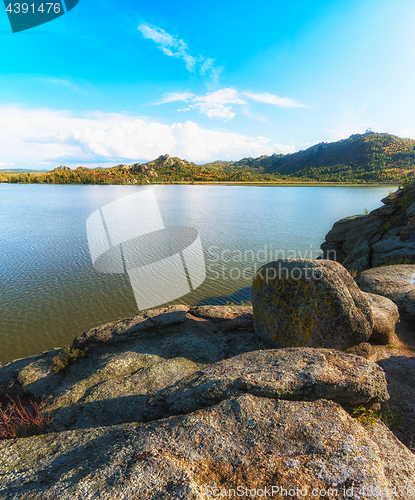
[220,132,415,182]
[3,132,415,184]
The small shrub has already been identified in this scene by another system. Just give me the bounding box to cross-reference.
[240,300,252,306]
[352,402,403,431]
[389,184,415,211]
[364,207,369,215]
[353,405,378,425]
[53,345,88,374]
[0,395,51,439]
[225,300,252,306]
[349,269,358,278]
[378,222,392,235]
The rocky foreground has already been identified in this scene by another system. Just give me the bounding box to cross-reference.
[2,183,415,498]
[0,301,415,498]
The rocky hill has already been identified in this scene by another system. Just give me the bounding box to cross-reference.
[5,132,415,184]
[130,132,415,183]
[216,132,415,182]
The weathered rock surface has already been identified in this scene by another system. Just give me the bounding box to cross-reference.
[2,395,415,499]
[0,305,264,432]
[251,259,373,350]
[144,348,389,421]
[73,304,189,349]
[320,185,415,272]
[363,292,400,344]
[371,227,415,268]
[356,265,415,321]
[343,239,371,272]
[0,305,414,498]
[320,214,383,269]
[345,341,374,359]
[407,202,415,226]
[376,355,415,449]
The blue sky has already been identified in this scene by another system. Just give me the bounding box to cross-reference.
[0,0,414,168]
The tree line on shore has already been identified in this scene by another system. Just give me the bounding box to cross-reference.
[2,132,415,185]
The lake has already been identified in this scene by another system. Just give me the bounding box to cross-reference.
[0,183,396,363]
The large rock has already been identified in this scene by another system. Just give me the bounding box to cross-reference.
[1,395,414,499]
[342,239,371,271]
[0,304,414,498]
[356,265,415,321]
[251,259,373,350]
[320,185,415,272]
[144,348,389,421]
[323,214,378,248]
[363,292,400,344]
[376,355,415,448]
[0,305,264,432]
[73,305,189,349]
[407,202,415,227]
[371,227,415,268]
[320,214,383,270]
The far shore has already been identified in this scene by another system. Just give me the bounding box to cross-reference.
[0,179,399,188]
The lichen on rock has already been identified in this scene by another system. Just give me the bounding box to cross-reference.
[251,259,373,350]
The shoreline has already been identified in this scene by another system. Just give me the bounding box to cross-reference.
[0,180,399,187]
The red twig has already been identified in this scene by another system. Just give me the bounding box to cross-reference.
[0,395,51,439]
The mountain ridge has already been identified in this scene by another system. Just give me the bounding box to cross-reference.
[129,131,415,182]
[3,132,415,184]
[202,132,415,181]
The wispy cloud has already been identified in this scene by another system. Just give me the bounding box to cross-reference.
[24,74,97,95]
[138,24,195,71]
[157,92,195,105]
[138,23,219,79]
[36,76,81,91]
[242,91,306,108]
[158,88,306,120]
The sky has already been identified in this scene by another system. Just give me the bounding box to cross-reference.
[0,0,415,169]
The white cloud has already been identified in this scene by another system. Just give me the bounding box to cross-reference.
[138,23,217,76]
[189,88,246,121]
[272,143,296,154]
[160,88,245,121]
[157,92,195,104]
[0,106,295,167]
[158,88,305,120]
[242,91,306,108]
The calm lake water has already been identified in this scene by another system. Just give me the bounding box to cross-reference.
[0,183,396,363]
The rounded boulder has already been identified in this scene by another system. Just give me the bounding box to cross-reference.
[251,259,373,350]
